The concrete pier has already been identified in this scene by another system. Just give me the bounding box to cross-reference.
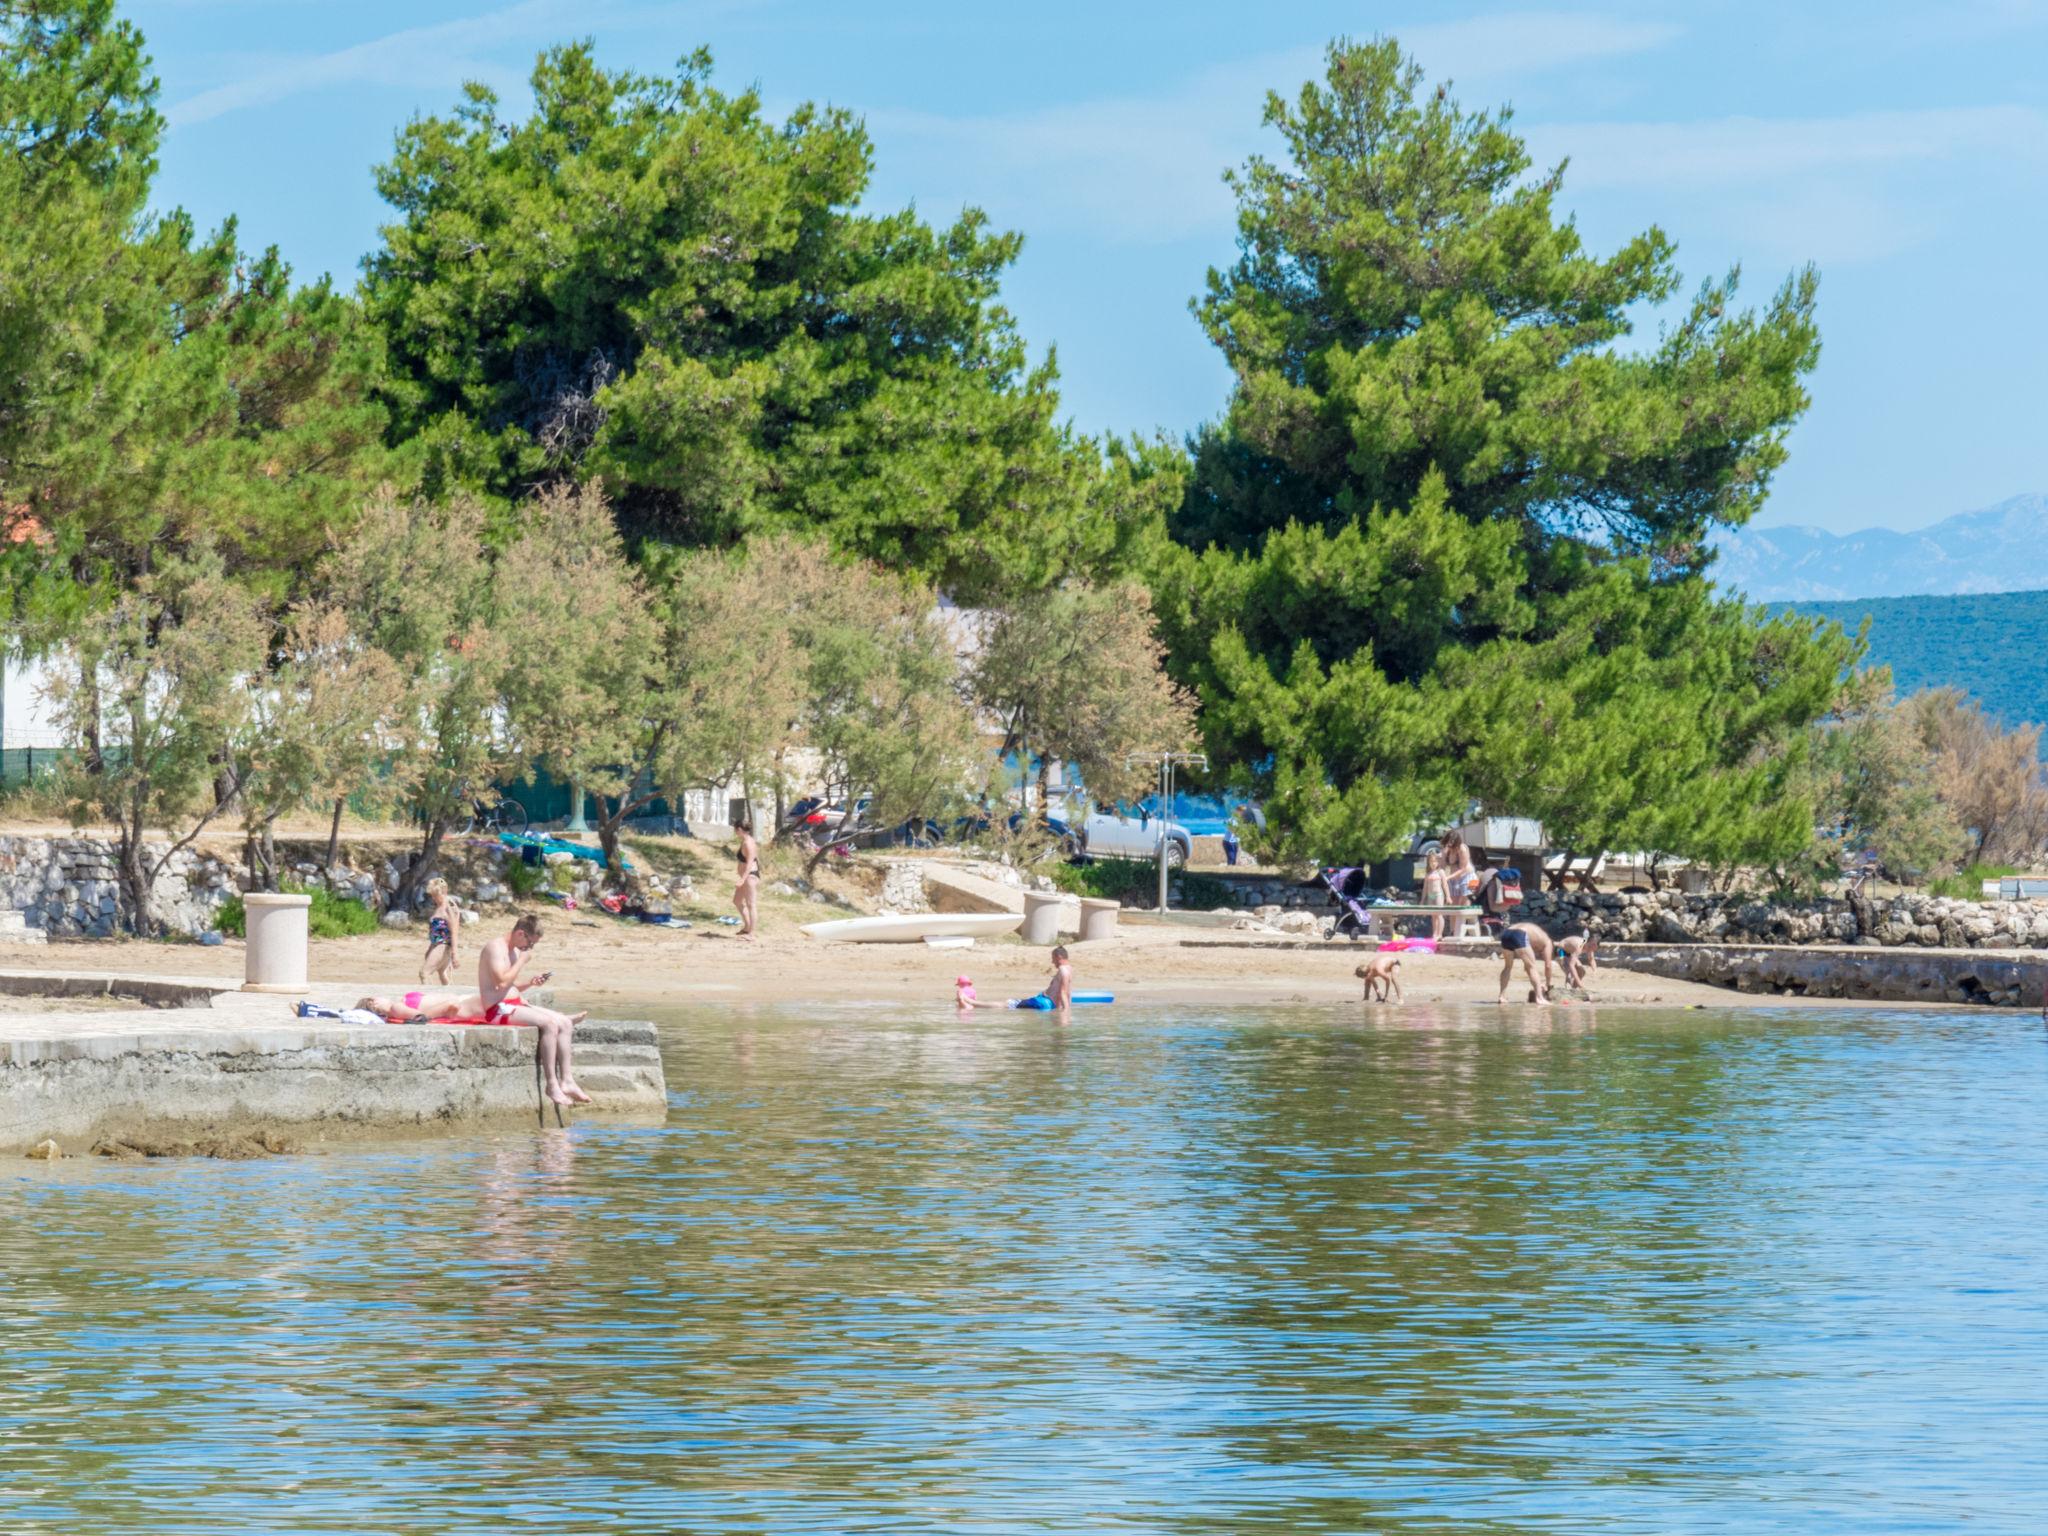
[0,969,668,1154]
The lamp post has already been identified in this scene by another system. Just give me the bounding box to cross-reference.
[1125,750,1208,911]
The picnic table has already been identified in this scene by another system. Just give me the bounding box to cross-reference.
[1364,904,1483,940]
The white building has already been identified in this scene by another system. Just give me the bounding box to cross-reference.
[1,654,63,751]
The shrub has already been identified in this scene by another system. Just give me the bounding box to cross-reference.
[1047,858,1233,911]
[211,883,379,939]
[1926,863,2020,901]
[503,857,545,899]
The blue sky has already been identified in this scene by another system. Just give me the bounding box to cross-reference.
[129,0,2047,535]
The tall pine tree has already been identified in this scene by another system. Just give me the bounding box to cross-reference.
[1157,39,1853,866]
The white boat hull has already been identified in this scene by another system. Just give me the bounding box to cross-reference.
[801,912,1024,945]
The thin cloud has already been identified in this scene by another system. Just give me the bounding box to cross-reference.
[1534,106,2048,189]
[162,0,750,129]
[867,11,1683,247]
[165,0,568,127]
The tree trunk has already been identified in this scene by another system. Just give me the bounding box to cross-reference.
[116,816,154,938]
[1035,752,1052,816]
[325,798,345,870]
[390,820,449,915]
[258,820,279,893]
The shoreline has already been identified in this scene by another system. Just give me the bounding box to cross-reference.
[6,916,2042,1014]
[5,920,2039,1155]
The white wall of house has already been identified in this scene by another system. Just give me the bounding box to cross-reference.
[1,654,63,749]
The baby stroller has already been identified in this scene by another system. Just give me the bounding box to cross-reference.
[1318,866,1376,941]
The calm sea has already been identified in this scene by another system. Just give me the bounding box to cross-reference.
[4,1001,2046,1533]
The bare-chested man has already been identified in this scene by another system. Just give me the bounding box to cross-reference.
[1496,921,1555,1005]
[1355,954,1403,1002]
[1045,944,1074,1021]
[480,914,589,1106]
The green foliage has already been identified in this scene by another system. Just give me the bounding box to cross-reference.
[1,1,391,630]
[43,552,269,933]
[1189,38,1817,561]
[213,882,378,939]
[1801,675,1971,887]
[1789,590,2048,758]
[1048,858,1232,911]
[363,45,1170,597]
[1154,39,1849,870]
[502,857,546,900]
[1927,864,2020,901]
[969,581,1197,809]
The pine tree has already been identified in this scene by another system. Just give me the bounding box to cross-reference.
[1158,39,1851,867]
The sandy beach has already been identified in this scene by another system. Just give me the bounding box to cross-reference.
[0,902,1773,1014]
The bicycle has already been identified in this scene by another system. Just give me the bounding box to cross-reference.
[458,794,529,838]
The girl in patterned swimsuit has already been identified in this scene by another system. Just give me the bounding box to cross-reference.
[420,876,461,986]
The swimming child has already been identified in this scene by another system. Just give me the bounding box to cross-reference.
[1355,954,1403,1002]
[420,877,460,986]
[955,975,978,1010]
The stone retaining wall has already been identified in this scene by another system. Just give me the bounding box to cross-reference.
[0,835,238,938]
[1604,943,2044,1008]
[1520,887,2048,951]
[0,832,691,938]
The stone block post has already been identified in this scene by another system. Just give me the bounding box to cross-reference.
[1020,889,1064,945]
[1078,897,1120,944]
[242,892,312,994]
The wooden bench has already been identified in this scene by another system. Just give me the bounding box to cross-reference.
[1363,904,1483,940]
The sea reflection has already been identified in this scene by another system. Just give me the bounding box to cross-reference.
[3,1002,2047,1533]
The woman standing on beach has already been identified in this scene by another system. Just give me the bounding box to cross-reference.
[1440,830,1475,907]
[733,817,760,939]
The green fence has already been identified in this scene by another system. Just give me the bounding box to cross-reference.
[1,746,74,787]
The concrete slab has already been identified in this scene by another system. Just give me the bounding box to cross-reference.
[0,967,668,1154]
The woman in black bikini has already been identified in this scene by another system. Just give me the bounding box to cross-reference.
[733,817,760,939]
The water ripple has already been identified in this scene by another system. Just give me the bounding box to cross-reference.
[2,1003,2046,1533]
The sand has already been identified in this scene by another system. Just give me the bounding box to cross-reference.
[0,903,1753,1014]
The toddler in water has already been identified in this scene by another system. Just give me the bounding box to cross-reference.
[955,976,978,1010]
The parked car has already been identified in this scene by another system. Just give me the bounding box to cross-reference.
[1080,806,1194,868]
[1132,793,1265,838]
[888,811,1080,856]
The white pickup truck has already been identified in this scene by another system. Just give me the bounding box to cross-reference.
[1079,807,1194,867]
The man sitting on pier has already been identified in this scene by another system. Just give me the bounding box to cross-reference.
[479,914,590,1107]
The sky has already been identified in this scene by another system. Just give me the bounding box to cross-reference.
[126,0,2048,535]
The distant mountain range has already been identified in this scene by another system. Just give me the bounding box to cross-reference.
[1712,493,2048,602]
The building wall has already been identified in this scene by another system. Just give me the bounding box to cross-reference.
[2,656,64,749]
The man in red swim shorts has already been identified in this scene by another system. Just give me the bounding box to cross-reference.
[478,914,590,1107]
